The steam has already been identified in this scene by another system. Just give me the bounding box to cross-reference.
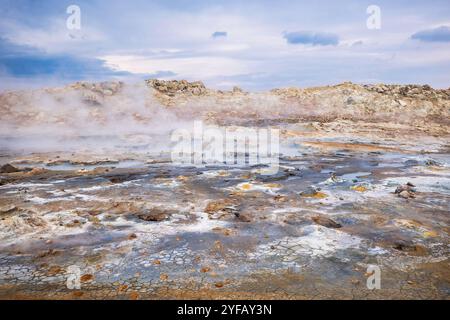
[0,80,444,155]
[0,81,194,154]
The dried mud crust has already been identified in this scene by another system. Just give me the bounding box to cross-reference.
[0,133,449,300]
[0,80,449,300]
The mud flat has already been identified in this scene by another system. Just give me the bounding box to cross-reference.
[0,80,449,299]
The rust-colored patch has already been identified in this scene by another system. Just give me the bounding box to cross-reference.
[160,273,169,281]
[80,274,94,282]
[117,284,128,292]
[201,267,211,273]
[129,292,139,300]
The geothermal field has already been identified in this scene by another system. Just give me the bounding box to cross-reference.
[0,79,449,299]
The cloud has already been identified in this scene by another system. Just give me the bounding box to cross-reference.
[0,55,130,78]
[1,0,450,90]
[411,26,450,42]
[0,37,130,80]
[101,55,249,80]
[212,31,228,38]
[147,70,177,78]
[283,31,339,46]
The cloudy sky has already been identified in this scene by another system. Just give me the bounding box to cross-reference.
[1,0,450,90]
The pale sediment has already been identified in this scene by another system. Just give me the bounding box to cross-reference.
[0,80,449,299]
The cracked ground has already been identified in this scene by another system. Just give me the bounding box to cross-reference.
[0,122,449,300]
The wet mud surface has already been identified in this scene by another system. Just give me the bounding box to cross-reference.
[0,124,449,300]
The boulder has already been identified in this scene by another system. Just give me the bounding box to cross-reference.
[137,208,172,222]
[0,163,20,173]
[395,182,416,199]
[312,216,342,228]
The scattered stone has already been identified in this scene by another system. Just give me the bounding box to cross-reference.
[205,199,239,220]
[117,284,128,292]
[425,159,442,167]
[312,216,342,228]
[146,79,207,96]
[235,212,252,222]
[160,273,169,281]
[232,86,244,94]
[273,194,287,202]
[137,208,171,222]
[0,205,18,215]
[37,249,61,258]
[393,241,428,256]
[326,173,342,184]
[299,187,327,199]
[395,182,416,199]
[0,163,20,173]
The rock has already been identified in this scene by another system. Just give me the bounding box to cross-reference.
[299,187,327,199]
[393,241,428,256]
[82,92,102,106]
[0,205,18,215]
[346,96,355,105]
[235,212,252,222]
[397,99,407,107]
[128,233,137,240]
[146,79,206,96]
[205,199,239,220]
[425,159,441,166]
[117,284,128,292]
[137,208,171,222]
[160,273,169,281]
[398,190,414,199]
[26,167,48,176]
[312,216,342,228]
[327,173,341,183]
[395,183,416,198]
[0,163,20,173]
[232,86,243,94]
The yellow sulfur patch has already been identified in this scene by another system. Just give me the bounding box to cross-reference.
[264,183,281,189]
[351,185,367,192]
[302,191,328,199]
[240,183,252,190]
[423,231,438,238]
